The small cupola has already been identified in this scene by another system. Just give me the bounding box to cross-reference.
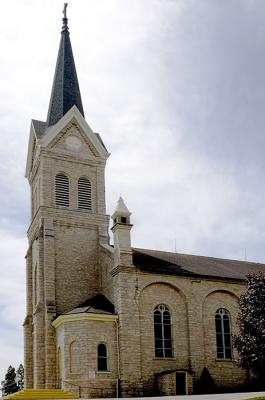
[111,196,131,227]
[111,197,133,267]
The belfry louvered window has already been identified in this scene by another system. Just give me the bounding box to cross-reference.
[78,178,92,211]
[55,174,69,207]
[154,304,173,357]
[215,308,232,359]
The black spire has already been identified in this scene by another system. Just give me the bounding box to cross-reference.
[46,3,84,126]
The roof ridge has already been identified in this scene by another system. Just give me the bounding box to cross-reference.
[133,247,265,266]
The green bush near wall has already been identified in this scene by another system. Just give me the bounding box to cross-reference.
[246,397,265,400]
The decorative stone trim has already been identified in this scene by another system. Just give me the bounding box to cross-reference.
[52,313,118,329]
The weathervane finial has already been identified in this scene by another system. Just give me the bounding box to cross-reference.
[62,3,69,32]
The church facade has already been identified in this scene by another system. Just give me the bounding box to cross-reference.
[24,8,265,398]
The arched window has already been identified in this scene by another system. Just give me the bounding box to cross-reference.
[78,178,92,211]
[215,308,232,359]
[55,174,69,207]
[70,341,80,373]
[154,304,173,357]
[97,343,108,371]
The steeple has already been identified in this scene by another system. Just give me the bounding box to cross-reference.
[46,3,84,126]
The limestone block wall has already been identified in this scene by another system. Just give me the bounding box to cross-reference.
[25,119,110,392]
[33,312,45,388]
[156,371,193,395]
[111,267,249,396]
[112,270,143,397]
[54,222,99,314]
[99,245,115,303]
[52,158,97,213]
[24,248,33,388]
[39,139,107,215]
[55,318,118,398]
[139,282,189,383]
[202,290,248,390]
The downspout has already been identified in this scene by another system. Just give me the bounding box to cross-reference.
[115,319,120,398]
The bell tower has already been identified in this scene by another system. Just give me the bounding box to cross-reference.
[24,5,109,389]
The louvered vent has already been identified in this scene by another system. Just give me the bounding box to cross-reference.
[55,174,69,207]
[78,178,92,211]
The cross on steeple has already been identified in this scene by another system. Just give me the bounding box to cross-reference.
[63,3,68,19]
[62,2,69,32]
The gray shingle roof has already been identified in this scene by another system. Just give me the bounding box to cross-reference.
[46,17,84,126]
[95,133,108,152]
[133,248,265,281]
[64,294,115,315]
[32,119,47,138]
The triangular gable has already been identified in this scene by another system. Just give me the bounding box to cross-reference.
[41,106,109,159]
[47,120,100,159]
[25,106,110,179]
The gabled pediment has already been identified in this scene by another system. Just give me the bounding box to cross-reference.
[47,120,100,159]
[41,106,109,158]
[25,106,110,179]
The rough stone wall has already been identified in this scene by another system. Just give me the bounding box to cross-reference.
[156,373,175,396]
[202,290,247,390]
[24,248,33,388]
[40,150,106,215]
[156,372,193,396]
[56,319,118,398]
[99,244,115,304]
[111,270,143,397]
[54,222,99,314]
[25,120,109,390]
[111,267,249,396]
[139,282,189,383]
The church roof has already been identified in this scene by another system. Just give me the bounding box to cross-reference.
[133,248,265,281]
[64,294,115,315]
[32,119,47,138]
[46,10,84,126]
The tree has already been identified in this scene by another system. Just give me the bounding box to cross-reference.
[1,365,18,396]
[16,364,24,391]
[234,272,265,376]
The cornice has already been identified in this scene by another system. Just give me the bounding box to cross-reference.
[52,312,118,329]
[40,148,107,166]
[27,206,110,240]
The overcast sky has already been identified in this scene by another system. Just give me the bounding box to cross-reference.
[1,0,265,383]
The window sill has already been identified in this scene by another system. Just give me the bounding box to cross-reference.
[215,358,233,362]
[97,371,111,374]
[153,357,176,360]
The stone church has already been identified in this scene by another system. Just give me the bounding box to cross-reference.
[23,6,265,398]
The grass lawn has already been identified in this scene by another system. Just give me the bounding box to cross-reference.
[245,397,265,399]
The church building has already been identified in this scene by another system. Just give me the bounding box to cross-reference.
[24,6,265,398]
